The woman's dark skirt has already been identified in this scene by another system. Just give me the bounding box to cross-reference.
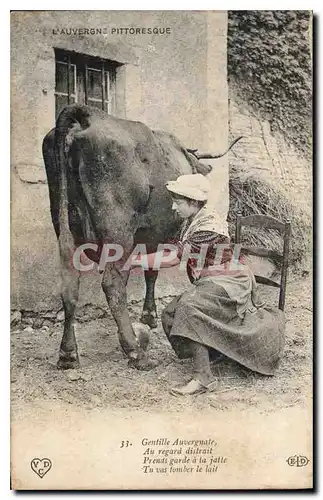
[161,279,285,376]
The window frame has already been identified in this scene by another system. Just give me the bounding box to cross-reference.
[54,49,119,118]
[55,60,78,103]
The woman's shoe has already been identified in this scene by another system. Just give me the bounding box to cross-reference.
[170,378,217,396]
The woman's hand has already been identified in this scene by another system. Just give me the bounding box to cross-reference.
[130,249,180,270]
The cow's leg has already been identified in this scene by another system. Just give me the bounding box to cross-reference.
[102,262,156,370]
[57,235,80,370]
[141,269,158,329]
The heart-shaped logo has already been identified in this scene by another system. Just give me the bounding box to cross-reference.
[31,458,52,478]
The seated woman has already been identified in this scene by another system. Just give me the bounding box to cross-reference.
[132,173,285,395]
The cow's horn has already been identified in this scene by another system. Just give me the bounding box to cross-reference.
[187,136,243,160]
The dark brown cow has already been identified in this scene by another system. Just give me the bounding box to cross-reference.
[42,104,239,370]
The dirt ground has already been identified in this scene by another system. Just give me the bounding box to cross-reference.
[11,275,312,415]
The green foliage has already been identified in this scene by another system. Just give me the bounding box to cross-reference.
[228,11,312,157]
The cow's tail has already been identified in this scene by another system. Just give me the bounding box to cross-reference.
[54,105,91,235]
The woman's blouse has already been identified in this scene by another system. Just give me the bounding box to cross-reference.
[176,228,233,283]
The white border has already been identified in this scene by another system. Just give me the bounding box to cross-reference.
[2,4,319,498]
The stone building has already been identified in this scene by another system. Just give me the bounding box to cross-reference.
[11,10,229,311]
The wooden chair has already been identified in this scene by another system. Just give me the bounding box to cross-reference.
[235,212,291,311]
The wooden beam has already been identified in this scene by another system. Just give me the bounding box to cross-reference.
[84,63,88,105]
[67,54,71,104]
[101,62,105,111]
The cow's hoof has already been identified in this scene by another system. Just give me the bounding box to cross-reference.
[140,311,158,329]
[128,355,158,371]
[128,350,158,372]
[57,351,80,370]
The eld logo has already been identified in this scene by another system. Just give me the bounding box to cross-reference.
[31,458,52,478]
[286,455,309,467]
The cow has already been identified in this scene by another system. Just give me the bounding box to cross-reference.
[42,104,241,371]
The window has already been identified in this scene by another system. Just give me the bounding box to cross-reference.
[55,49,119,118]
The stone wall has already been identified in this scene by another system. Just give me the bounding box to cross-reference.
[228,88,312,215]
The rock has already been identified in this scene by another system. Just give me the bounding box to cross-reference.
[89,394,101,405]
[23,326,34,334]
[63,394,77,405]
[66,371,81,381]
[33,317,44,329]
[11,311,21,326]
[35,388,44,398]
[42,319,53,328]
[23,317,34,326]
[80,373,92,382]
[56,311,65,322]
[41,325,49,332]
[43,311,57,320]
[78,314,91,323]
[132,322,150,351]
